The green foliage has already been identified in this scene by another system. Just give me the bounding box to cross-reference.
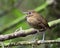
[0,0,60,48]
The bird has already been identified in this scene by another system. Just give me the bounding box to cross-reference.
[25,10,50,42]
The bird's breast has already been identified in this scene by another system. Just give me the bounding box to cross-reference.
[27,17,37,24]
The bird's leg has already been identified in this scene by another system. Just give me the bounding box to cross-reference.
[41,32,45,42]
[30,28,38,41]
[32,33,38,41]
[36,29,45,43]
[31,29,39,48]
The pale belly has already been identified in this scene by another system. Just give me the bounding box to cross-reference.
[27,17,44,30]
[27,17,38,24]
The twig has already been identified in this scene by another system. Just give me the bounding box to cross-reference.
[3,40,60,47]
[48,19,60,27]
[0,28,37,41]
[0,19,60,41]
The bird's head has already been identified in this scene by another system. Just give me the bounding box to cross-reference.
[26,10,37,18]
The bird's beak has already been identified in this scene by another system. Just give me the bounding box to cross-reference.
[23,12,28,14]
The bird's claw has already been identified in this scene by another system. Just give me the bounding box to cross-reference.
[41,40,45,43]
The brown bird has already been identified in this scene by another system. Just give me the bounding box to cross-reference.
[26,10,50,41]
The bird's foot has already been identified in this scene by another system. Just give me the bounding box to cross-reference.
[40,40,45,43]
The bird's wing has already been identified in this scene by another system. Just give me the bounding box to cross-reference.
[37,15,49,29]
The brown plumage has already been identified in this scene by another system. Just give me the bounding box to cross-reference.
[26,10,50,31]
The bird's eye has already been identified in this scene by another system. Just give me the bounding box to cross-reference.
[28,12,31,14]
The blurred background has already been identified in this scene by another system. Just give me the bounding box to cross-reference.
[0,0,60,48]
